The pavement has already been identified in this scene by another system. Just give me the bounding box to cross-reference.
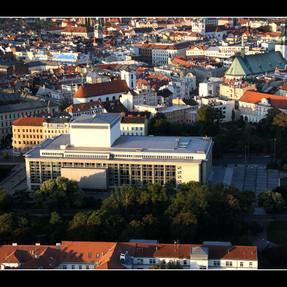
[209,164,280,194]
[0,163,27,194]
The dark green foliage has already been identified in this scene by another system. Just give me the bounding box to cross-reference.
[34,176,84,210]
[258,191,286,214]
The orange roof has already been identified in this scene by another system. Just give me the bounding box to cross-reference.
[240,90,287,109]
[74,80,129,99]
[279,84,287,91]
[60,241,116,265]
[12,117,45,126]
[208,245,257,261]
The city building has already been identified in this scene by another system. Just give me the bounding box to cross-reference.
[12,117,70,151]
[225,51,287,80]
[0,241,258,270]
[73,79,130,104]
[199,78,223,97]
[197,97,235,122]
[0,101,59,143]
[120,113,149,136]
[239,90,287,122]
[24,114,213,191]
[219,79,257,100]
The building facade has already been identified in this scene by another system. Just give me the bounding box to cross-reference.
[0,241,258,270]
[12,117,70,151]
[24,114,213,191]
[0,101,59,143]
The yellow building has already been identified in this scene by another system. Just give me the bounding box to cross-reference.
[12,117,70,151]
[219,82,257,100]
[12,117,45,151]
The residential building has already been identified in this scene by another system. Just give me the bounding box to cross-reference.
[0,101,59,143]
[120,113,148,136]
[239,90,287,122]
[219,80,257,100]
[0,241,258,270]
[199,78,223,97]
[12,117,70,151]
[24,114,213,191]
[65,99,128,119]
[197,97,235,122]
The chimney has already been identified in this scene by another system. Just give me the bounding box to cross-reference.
[12,243,17,246]
[35,243,41,246]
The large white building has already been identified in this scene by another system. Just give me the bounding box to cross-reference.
[239,90,287,122]
[24,114,213,191]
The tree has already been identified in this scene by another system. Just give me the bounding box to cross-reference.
[0,188,11,211]
[273,112,287,128]
[258,191,286,214]
[170,212,198,242]
[238,191,256,214]
[197,106,216,124]
[49,211,63,225]
[34,177,84,210]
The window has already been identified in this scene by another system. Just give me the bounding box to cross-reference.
[226,261,232,267]
[86,265,89,270]
[63,265,67,269]
[240,262,244,267]
[199,266,206,269]
[183,260,187,265]
[71,265,75,269]
[79,265,82,270]
[249,262,253,267]
[213,261,220,266]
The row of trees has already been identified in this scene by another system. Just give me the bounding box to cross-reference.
[149,107,287,165]
[0,178,256,245]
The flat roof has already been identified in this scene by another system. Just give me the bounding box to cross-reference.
[26,133,213,158]
[71,113,121,126]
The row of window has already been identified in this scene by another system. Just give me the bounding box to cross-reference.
[62,265,90,270]
[213,260,253,267]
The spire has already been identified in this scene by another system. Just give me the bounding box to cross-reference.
[241,35,245,57]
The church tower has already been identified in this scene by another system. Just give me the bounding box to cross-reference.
[275,21,287,61]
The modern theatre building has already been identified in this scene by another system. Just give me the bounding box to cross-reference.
[24,114,213,191]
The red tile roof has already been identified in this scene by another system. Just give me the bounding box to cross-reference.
[74,80,129,99]
[12,117,45,126]
[240,90,287,109]
[208,245,257,261]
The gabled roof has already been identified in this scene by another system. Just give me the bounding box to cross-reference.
[73,80,129,99]
[12,117,45,126]
[226,51,287,77]
[240,90,287,109]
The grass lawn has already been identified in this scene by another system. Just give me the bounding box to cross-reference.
[267,221,287,245]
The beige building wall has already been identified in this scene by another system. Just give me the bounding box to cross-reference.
[25,156,210,191]
[43,123,70,139]
[12,125,44,151]
[219,83,256,100]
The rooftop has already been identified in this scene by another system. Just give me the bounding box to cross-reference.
[73,80,129,99]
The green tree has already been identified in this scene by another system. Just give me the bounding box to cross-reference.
[258,191,286,214]
[170,212,198,242]
[0,188,11,211]
[34,176,84,210]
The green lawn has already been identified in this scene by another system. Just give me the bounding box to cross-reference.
[267,221,287,245]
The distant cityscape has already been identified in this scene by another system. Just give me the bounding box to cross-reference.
[1,17,287,270]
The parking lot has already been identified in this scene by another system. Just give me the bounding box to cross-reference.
[209,164,280,194]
